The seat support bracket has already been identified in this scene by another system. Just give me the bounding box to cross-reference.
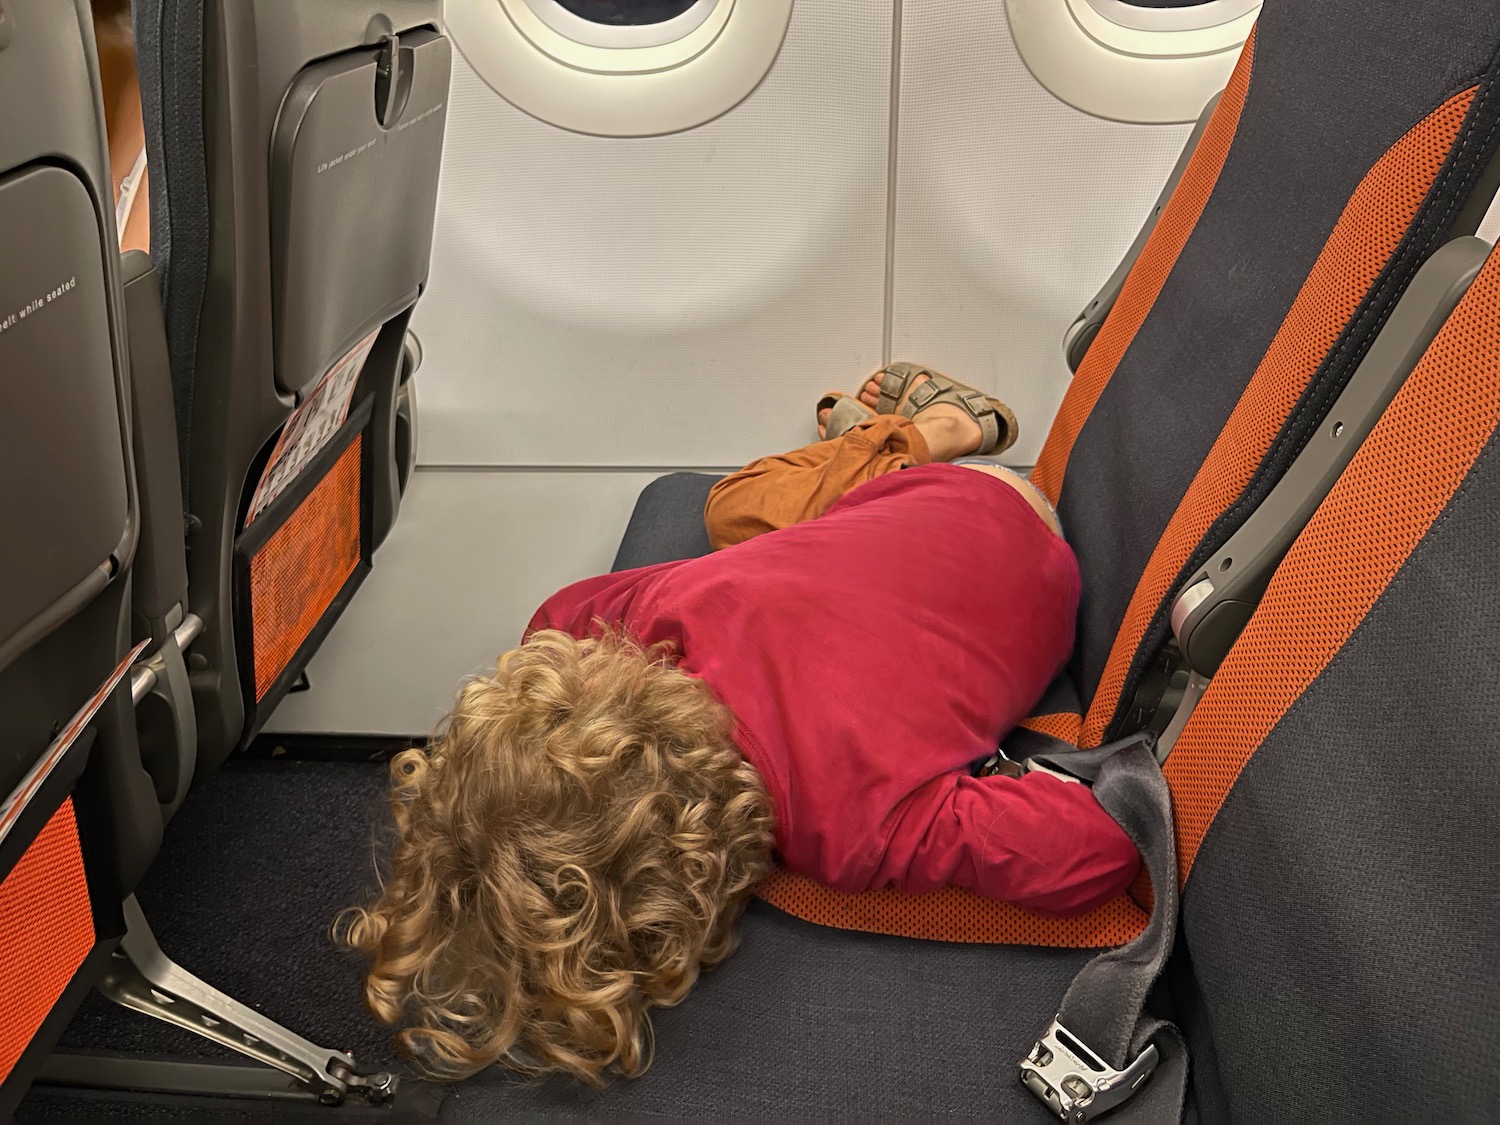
[91,896,398,1106]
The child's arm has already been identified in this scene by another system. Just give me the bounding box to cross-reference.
[868,770,1141,915]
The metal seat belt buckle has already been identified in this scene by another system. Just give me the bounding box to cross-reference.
[1020,1018,1159,1122]
[976,748,1025,779]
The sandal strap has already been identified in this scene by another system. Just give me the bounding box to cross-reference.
[815,391,844,414]
[969,405,1002,456]
[878,363,923,415]
[823,394,876,441]
[905,378,948,413]
[864,362,1021,454]
[900,375,1005,454]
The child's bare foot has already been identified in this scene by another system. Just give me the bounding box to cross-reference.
[914,400,986,462]
[854,371,887,413]
[816,370,983,461]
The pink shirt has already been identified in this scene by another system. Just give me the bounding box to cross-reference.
[529,465,1140,915]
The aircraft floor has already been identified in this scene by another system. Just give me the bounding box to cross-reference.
[17,755,1084,1123]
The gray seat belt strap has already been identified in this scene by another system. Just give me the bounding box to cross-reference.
[1019,734,1187,1124]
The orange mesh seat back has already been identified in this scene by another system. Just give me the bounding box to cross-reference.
[248,437,363,700]
[756,868,1146,949]
[1030,31,1256,505]
[1165,241,1500,883]
[0,799,94,1082]
[1080,87,1477,749]
[1018,710,1082,744]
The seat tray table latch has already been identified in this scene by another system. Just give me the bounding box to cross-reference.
[1020,1018,1159,1123]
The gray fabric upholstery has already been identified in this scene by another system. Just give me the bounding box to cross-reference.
[1031,672,1083,720]
[133,0,209,504]
[1060,0,1500,734]
[443,902,1085,1123]
[1181,428,1500,1121]
[34,756,1085,1124]
[611,472,720,572]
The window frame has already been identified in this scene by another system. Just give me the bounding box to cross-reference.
[1007,0,1259,124]
[445,0,794,137]
[1083,0,1261,34]
[523,0,722,50]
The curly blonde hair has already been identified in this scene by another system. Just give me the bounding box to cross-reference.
[339,629,775,1085]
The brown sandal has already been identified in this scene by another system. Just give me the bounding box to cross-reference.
[814,392,877,440]
[876,367,1020,459]
[816,364,1020,453]
[876,362,1019,456]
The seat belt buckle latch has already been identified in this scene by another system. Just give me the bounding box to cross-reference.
[1020,1018,1159,1123]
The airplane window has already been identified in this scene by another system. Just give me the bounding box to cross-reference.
[1082,0,1258,30]
[551,0,700,23]
[448,0,792,137]
[516,0,725,49]
[1010,0,1258,122]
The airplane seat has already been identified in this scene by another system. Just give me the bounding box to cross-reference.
[1041,0,1500,752]
[593,0,1500,1118]
[1160,229,1500,1121]
[133,0,449,772]
[0,3,436,1113]
[0,2,169,1113]
[611,472,718,572]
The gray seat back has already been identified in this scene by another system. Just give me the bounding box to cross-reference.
[0,3,166,1112]
[134,0,448,765]
[1041,0,1500,750]
[1166,238,1500,1121]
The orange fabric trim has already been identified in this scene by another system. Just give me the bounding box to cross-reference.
[1166,247,1500,882]
[1018,711,1083,744]
[756,868,1147,948]
[0,799,94,1082]
[250,438,363,700]
[1031,29,1256,505]
[1081,87,1476,749]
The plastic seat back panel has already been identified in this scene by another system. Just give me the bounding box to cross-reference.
[142,0,446,765]
[0,168,129,663]
[0,2,157,1114]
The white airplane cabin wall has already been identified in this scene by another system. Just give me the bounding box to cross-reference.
[266,0,1238,737]
[413,0,892,468]
[891,2,1193,465]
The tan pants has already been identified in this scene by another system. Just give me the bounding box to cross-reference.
[704,417,931,550]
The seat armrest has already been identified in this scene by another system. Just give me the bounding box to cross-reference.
[1171,236,1492,676]
[1063,94,1220,373]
